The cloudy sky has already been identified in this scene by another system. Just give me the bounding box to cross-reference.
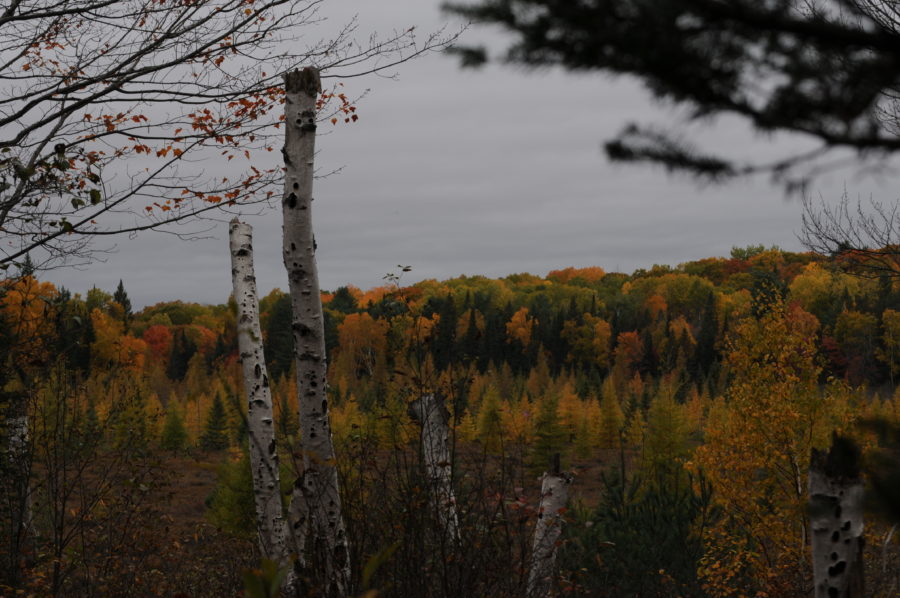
[45,0,900,308]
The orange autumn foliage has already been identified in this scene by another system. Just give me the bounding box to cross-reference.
[142,324,173,361]
[334,312,389,380]
[0,276,58,362]
[546,266,606,284]
[506,307,534,347]
[91,308,147,371]
[691,302,845,597]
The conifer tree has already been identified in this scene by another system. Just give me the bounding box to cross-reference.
[556,381,582,441]
[694,291,718,378]
[166,329,196,382]
[200,393,230,451]
[160,405,188,452]
[574,412,592,458]
[476,385,504,453]
[624,409,645,448]
[263,293,293,380]
[112,279,132,329]
[434,293,458,370]
[598,376,624,449]
[531,394,567,471]
[329,286,359,314]
[461,306,482,363]
[110,380,150,453]
[642,385,690,477]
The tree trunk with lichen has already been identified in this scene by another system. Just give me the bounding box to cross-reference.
[407,393,460,544]
[527,454,571,598]
[281,67,350,597]
[229,219,293,578]
[809,434,865,598]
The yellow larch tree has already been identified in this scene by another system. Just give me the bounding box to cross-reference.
[642,381,690,476]
[598,376,624,449]
[501,395,534,444]
[584,396,603,448]
[623,408,645,448]
[477,385,505,453]
[556,381,582,441]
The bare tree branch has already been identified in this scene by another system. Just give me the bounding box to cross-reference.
[0,0,458,271]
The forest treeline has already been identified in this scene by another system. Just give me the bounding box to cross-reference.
[3,245,900,597]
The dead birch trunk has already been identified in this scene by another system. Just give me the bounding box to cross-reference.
[407,393,460,543]
[809,434,865,598]
[281,67,350,596]
[6,410,34,571]
[229,219,291,571]
[527,454,571,598]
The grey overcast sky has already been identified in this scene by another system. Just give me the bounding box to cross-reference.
[45,0,900,308]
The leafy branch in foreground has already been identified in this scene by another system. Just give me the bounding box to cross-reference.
[0,0,455,270]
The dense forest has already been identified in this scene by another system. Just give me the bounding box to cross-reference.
[2,245,899,597]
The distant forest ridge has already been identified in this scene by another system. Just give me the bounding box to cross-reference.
[15,243,898,405]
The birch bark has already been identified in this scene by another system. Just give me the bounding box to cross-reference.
[407,393,460,543]
[809,436,865,598]
[281,67,350,597]
[527,455,571,598]
[229,219,290,567]
[5,406,34,581]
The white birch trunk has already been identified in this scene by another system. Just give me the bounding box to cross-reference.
[407,393,460,543]
[229,219,291,571]
[7,412,34,552]
[809,437,865,598]
[527,455,571,598]
[281,67,350,597]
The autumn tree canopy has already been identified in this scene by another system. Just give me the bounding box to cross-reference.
[0,0,450,271]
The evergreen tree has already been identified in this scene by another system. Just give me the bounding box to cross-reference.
[461,307,482,364]
[598,376,624,449]
[482,310,507,371]
[642,388,690,478]
[17,255,35,277]
[323,309,340,358]
[113,279,133,328]
[330,286,359,314]
[111,385,149,454]
[200,393,230,451]
[530,394,567,471]
[264,293,293,380]
[476,385,504,453]
[433,293,457,370]
[694,291,718,379]
[160,405,188,451]
[212,333,231,364]
[561,467,714,597]
[166,329,196,381]
[624,409,645,448]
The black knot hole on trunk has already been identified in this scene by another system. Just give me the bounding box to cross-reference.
[287,193,297,208]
